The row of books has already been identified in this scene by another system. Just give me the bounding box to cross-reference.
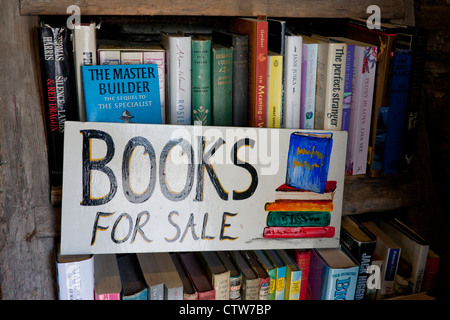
[36,17,427,198]
[55,214,439,300]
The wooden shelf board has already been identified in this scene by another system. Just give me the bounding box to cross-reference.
[20,0,405,19]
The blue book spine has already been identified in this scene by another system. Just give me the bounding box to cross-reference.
[382,51,412,174]
[286,132,333,193]
[341,44,355,132]
[81,65,162,124]
[322,267,358,300]
[275,264,287,300]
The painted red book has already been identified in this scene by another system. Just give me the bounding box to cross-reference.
[263,226,335,239]
[177,252,215,300]
[275,181,337,201]
[230,17,268,127]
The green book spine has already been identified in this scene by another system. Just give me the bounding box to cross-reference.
[211,44,233,126]
[266,211,331,227]
[192,38,211,125]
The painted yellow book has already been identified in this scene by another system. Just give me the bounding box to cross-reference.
[267,51,283,128]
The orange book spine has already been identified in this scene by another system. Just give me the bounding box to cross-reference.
[264,200,333,212]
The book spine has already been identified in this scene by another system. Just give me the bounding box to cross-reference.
[259,277,271,300]
[73,22,97,122]
[162,34,192,125]
[346,45,377,175]
[231,35,249,127]
[293,250,311,300]
[143,51,166,124]
[378,248,401,299]
[37,24,77,189]
[422,254,439,293]
[212,272,231,300]
[264,200,333,212]
[57,258,94,300]
[266,211,331,227]
[192,39,212,126]
[263,226,335,239]
[120,51,143,64]
[267,52,283,128]
[283,35,302,129]
[95,293,121,300]
[300,43,318,129]
[211,45,233,126]
[285,269,301,300]
[320,43,347,130]
[98,50,120,65]
[341,44,355,131]
[323,268,358,300]
[229,275,242,300]
[382,50,412,174]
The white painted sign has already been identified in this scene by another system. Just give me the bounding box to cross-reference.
[60,121,347,254]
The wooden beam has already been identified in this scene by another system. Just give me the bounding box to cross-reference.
[20,0,405,19]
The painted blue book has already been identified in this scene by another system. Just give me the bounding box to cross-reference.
[81,64,162,124]
[382,50,412,174]
[286,132,333,193]
[308,248,359,300]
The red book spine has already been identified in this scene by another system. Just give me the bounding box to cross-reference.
[293,250,311,300]
[263,226,335,238]
[255,21,268,128]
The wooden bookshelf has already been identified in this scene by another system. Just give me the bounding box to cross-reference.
[1,0,437,300]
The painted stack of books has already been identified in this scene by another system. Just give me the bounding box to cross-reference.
[263,181,337,239]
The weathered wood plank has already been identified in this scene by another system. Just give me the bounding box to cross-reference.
[20,0,405,19]
[0,0,57,300]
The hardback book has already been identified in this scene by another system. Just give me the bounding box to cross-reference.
[72,21,98,122]
[98,49,120,65]
[81,64,162,124]
[422,249,439,294]
[310,35,347,131]
[230,17,268,128]
[264,250,287,300]
[229,250,260,300]
[335,38,378,176]
[211,31,249,127]
[340,216,377,300]
[198,251,231,300]
[346,18,398,177]
[253,250,277,300]
[277,249,302,300]
[285,131,333,193]
[381,49,412,174]
[170,252,198,300]
[211,43,233,126]
[137,253,165,300]
[37,23,78,193]
[161,32,192,125]
[120,51,143,64]
[216,251,242,300]
[153,252,183,300]
[275,181,337,201]
[300,39,318,129]
[55,243,94,300]
[266,51,283,128]
[178,252,215,300]
[358,219,402,299]
[340,42,355,132]
[375,217,429,294]
[241,251,271,300]
[94,254,121,300]
[308,248,359,300]
[116,254,148,300]
[365,254,383,300]
[284,34,303,129]
[192,36,212,126]
[291,249,311,300]
[143,47,166,124]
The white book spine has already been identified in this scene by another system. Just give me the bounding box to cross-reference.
[120,51,143,64]
[161,33,192,125]
[300,43,317,129]
[143,51,166,124]
[283,35,302,129]
[57,257,94,300]
[73,22,98,121]
[346,45,377,175]
[98,50,120,65]
[315,43,346,130]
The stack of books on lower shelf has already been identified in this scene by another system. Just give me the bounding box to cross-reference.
[55,214,439,301]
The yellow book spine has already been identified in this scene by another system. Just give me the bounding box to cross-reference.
[267,52,283,128]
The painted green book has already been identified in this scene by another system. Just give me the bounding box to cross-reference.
[192,36,211,125]
[266,211,331,227]
[211,43,233,126]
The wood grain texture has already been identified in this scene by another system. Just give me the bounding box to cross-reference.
[0,0,58,299]
[20,0,406,19]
